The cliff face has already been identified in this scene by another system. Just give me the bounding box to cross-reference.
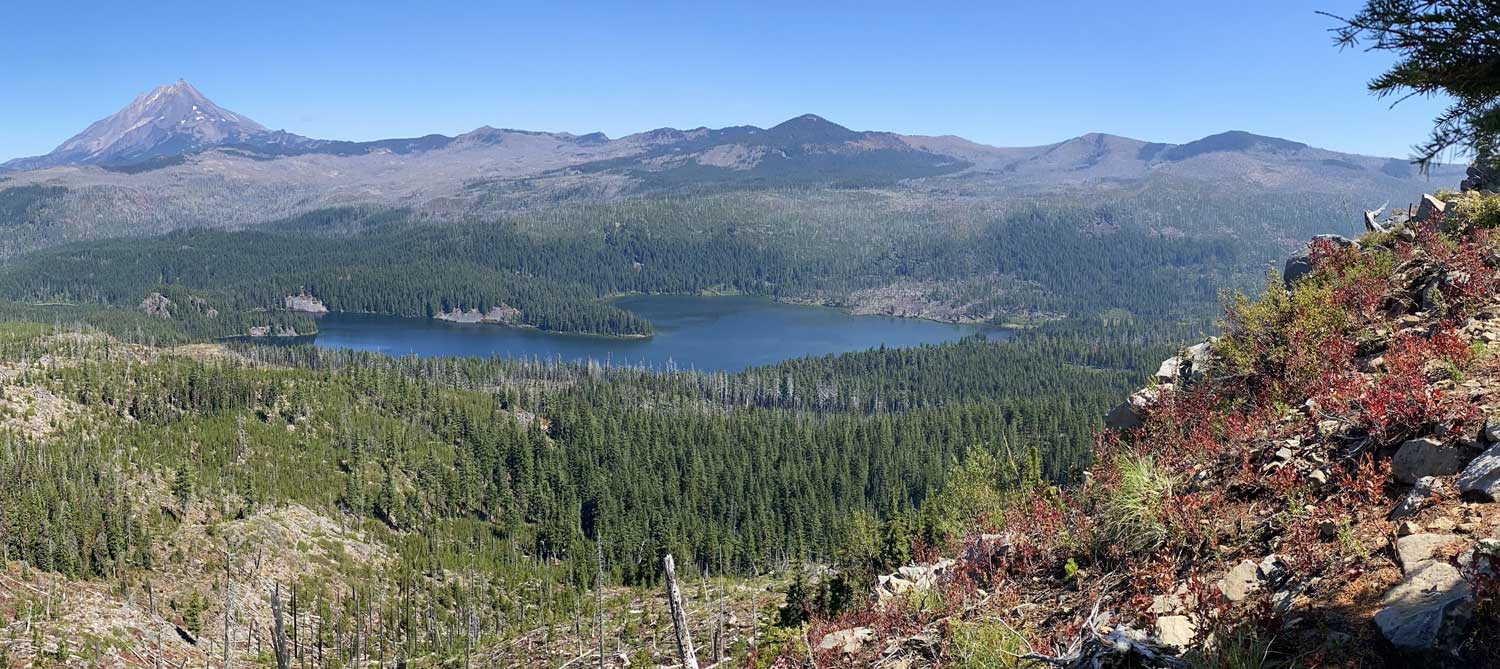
[283,292,328,313]
[790,185,1500,668]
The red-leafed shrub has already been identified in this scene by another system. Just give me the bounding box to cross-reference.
[1349,328,1476,443]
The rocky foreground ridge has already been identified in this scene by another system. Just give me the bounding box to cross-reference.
[781,170,1500,667]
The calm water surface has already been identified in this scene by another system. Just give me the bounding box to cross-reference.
[310,295,1004,372]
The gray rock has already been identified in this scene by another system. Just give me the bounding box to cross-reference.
[1155,615,1196,649]
[1218,559,1262,602]
[1374,562,1473,656]
[1154,356,1181,384]
[1181,341,1213,382]
[1415,193,1447,223]
[1392,438,1473,484]
[1396,534,1463,572]
[1283,235,1355,288]
[140,292,173,319]
[284,292,328,313]
[817,627,874,655]
[1104,386,1163,432]
[1104,400,1142,431]
[1484,420,1500,444]
[1463,160,1497,193]
[1390,476,1438,520]
[1257,554,1287,586]
[1457,443,1500,500]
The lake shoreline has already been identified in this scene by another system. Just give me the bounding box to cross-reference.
[306,296,1000,372]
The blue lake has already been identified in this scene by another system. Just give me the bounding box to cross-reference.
[310,295,1003,372]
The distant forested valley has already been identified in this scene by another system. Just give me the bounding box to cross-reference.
[0,181,1340,340]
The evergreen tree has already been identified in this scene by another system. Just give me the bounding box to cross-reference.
[1329,1,1500,165]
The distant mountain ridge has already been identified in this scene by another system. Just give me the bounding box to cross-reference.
[1,80,1445,179]
[0,80,1465,255]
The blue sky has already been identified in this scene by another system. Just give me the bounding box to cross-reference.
[0,0,1452,162]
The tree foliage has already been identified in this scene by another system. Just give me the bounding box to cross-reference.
[1328,0,1500,166]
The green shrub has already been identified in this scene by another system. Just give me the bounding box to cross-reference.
[1444,190,1500,231]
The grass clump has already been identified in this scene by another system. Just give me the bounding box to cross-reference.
[1183,624,1277,669]
[1096,453,1175,555]
[949,618,1027,669]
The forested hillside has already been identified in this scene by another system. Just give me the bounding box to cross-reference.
[0,184,1300,338]
[0,310,1191,667]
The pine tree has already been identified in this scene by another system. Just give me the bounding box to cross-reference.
[1327,1,1500,165]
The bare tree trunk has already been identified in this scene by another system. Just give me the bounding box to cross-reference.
[573,587,583,658]
[662,555,699,669]
[711,583,724,663]
[223,554,233,669]
[148,580,163,669]
[463,566,473,669]
[291,589,301,669]
[271,583,291,669]
[595,541,606,669]
[750,597,758,652]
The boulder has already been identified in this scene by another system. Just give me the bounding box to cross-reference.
[875,559,954,605]
[1396,534,1464,572]
[1154,357,1181,384]
[1181,341,1213,382]
[1392,438,1473,484]
[1414,193,1447,224]
[1104,400,1143,431]
[1484,419,1500,444]
[1390,476,1438,520]
[817,627,874,655]
[1217,559,1263,602]
[1462,160,1497,193]
[1155,615,1196,649]
[1104,386,1164,432]
[1457,443,1500,500]
[1283,234,1355,288]
[1374,562,1473,657]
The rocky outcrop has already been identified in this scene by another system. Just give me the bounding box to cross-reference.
[140,292,173,318]
[434,305,522,324]
[1106,341,1215,431]
[284,292,328,313]
[1462,159,1497,193]
[873,559,955,606]
[1283,234,1355,288]
[1104,385,1160,431]
[247,325,301,338]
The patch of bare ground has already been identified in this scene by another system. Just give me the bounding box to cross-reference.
[844,281,992,323]
[0,381,76,438]
[0,564,211,669]
[479,577,782,668]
